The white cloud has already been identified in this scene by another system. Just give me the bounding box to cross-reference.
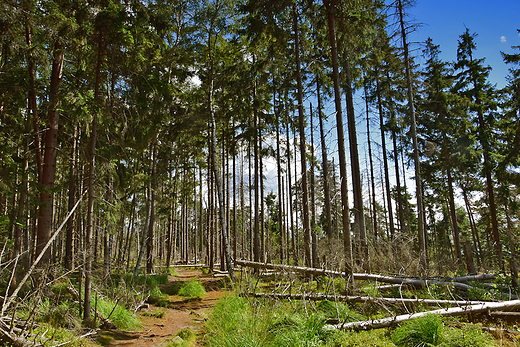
[501,36,507,43]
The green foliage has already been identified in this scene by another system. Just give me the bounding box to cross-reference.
[97,297,141,331]
[391,314,444,347]
[178,279,206,298]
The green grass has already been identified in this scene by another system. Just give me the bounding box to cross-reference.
[97,297,141,331]
[391,314,444,346]
[204,295,333,347]
[178,279,206,298]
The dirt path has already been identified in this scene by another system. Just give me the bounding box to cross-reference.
[98,268,228,346]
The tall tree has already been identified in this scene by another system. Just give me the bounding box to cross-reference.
[454,28,502,270]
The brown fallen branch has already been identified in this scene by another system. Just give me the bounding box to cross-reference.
[0,320,44,347]
[242,292,490,306]
[323,299,520,331]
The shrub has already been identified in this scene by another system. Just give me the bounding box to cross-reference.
[392,314,443,346]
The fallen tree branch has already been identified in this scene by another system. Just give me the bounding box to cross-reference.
[242,292,490,306]
[323,299,520,331]
[235,260,505,294]
[1,191,86,316]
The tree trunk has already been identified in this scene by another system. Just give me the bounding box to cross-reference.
[37,39,64,264]
[323,0,353,281]
[310,104,317,268]
[316,80,332,242]
[376,75,395,239]
[292,3,312,268]
[364,78,378,241]
[146,137,158,273]
[276,107,285,263]
[344,56,367,265]
[397,0,427,263]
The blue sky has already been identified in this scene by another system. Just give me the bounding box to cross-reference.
[405,0,520,89]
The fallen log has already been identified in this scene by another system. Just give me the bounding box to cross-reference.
[242,292,489,306]
[235,260,344,277]
[449,274,496,282]
[235,260,496,292]
[323,299,520,331]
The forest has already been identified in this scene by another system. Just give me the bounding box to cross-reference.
[1,0,520,345]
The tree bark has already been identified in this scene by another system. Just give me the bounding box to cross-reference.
[36,39,64,264]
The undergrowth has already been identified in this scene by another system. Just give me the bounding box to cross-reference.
[204,294,505,347]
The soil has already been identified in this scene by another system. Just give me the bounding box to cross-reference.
[97,268,229,346]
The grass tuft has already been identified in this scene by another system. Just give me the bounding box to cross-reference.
[392,314,443,346]
[178,279,206,298]
[97,298,141,331]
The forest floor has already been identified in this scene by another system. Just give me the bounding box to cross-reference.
[97,268,228,346]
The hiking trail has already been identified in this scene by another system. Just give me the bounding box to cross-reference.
[98,267,228,346]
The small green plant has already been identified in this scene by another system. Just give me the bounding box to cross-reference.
[178,279,206,298]
[392,314,443,346]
